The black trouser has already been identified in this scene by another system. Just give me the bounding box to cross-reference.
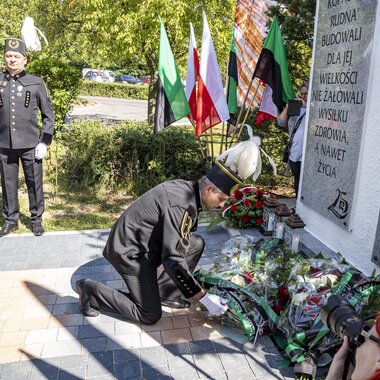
[86,234,205,325]
[289,160,301,198]
[0,148,44,224]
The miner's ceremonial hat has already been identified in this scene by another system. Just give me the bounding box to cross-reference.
[4,37,27,56]
[206,161,243,195]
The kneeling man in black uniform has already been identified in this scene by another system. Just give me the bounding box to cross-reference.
[76,161,243,324]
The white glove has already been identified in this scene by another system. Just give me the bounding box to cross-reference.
[35,143,47,160]
[199,293,228,316]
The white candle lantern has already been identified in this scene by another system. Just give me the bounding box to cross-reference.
[261,196,279,236]
[273,204,293,241]
[284,214,306,252]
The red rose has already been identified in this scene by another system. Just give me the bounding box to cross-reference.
[243,187,253,194]
[243,271,254,284]
[243,199,251,207]
[255,217,264,225]
[234,190,243,200]
[230,204,237,212]
[241,215,251,224]
[278,287,289,303]
[272,301,284,315]
[278,287,289,298]
[255,201,263,209]
[256,189,263,198]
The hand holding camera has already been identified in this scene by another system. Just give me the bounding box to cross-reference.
[321,295,380,380]
[287,99,303,117]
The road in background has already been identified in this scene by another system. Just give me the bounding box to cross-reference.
[67,95,191,126]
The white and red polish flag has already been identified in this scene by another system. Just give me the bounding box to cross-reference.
[196,10,229,137]
[185,23,200,126]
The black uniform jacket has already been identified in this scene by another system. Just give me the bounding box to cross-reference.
[0,70,54,149]
[103,179,203,298]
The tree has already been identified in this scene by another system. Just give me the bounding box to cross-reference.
[267,0,316,86]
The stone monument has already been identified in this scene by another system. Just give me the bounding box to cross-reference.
[298,0,380,275]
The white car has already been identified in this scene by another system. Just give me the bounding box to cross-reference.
[104,70,116,83]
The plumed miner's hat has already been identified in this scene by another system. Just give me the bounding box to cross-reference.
[206,125,277,195]
[3,17,48,57]
[4,38,26,56]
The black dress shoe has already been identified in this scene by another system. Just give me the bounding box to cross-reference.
[161,297,191,309]
[76,279,100,317]
[0,222,18,237]
[32,222,45,236]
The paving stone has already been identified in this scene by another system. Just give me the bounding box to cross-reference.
[113,349,140,363]
[78,324,105,339]
[30,358,60,380]
[141,366,170,380]
[57,366,86,380]
[164,343,191,355]
[41,341,82,358]
[169,368,199,380]
[60,354,88,369]
[57,326,79,341]
[87,351,113,377]
[140,346,167,368]
[189,340,215,353]
[1,361,33,380]
[80,337,108,353]
[192,353,224,378]
[213,338,242,354]
[113,359,141,379]
[86,375,114,380]
[52,303,81,316]
[166,353,195,372]
[218,352,249,371]
[225,366,256,380]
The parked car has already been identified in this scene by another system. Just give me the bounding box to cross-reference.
[83,70,109,82]
[114,74,138,84]
[104,70,116,83]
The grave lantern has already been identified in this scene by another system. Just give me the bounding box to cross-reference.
[284,214,306,252]
[261,196,280,236]
[273,204,293,239]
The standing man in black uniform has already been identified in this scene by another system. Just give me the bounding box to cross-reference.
[76,161,244,325]
[0,38,54,236]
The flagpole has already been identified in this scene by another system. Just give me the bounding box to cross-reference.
[237,81,261,140]
[226,75,255,147]
[196,134,206,160]
[209,115,215,160]
[229,79,261,146]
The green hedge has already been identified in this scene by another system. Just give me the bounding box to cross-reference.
[79,81,148,100]
[60,120,206,196]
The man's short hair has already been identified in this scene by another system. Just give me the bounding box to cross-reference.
[199,176,224,193]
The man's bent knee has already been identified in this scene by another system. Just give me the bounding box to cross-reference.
[140,309,162,325]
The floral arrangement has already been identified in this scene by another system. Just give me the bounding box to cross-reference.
[210,185,271,229]
[196,236,380,379]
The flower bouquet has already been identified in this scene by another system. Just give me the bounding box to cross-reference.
[195,235,380,379]
[209,185,271,230]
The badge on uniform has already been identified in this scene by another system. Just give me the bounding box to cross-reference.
[17,85,23,92]
[180,211,193,240]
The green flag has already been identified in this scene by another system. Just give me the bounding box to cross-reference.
[227,27,238,116]
[154,18,190,132]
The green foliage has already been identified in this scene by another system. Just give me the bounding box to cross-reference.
[61,120,205,196]
[27,59,82,131]
[267,0,316,85]
[79,81,148,100]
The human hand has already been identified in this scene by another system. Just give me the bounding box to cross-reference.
[325,336,350,380]
[199,293,228,316]
[35,143,47,160]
